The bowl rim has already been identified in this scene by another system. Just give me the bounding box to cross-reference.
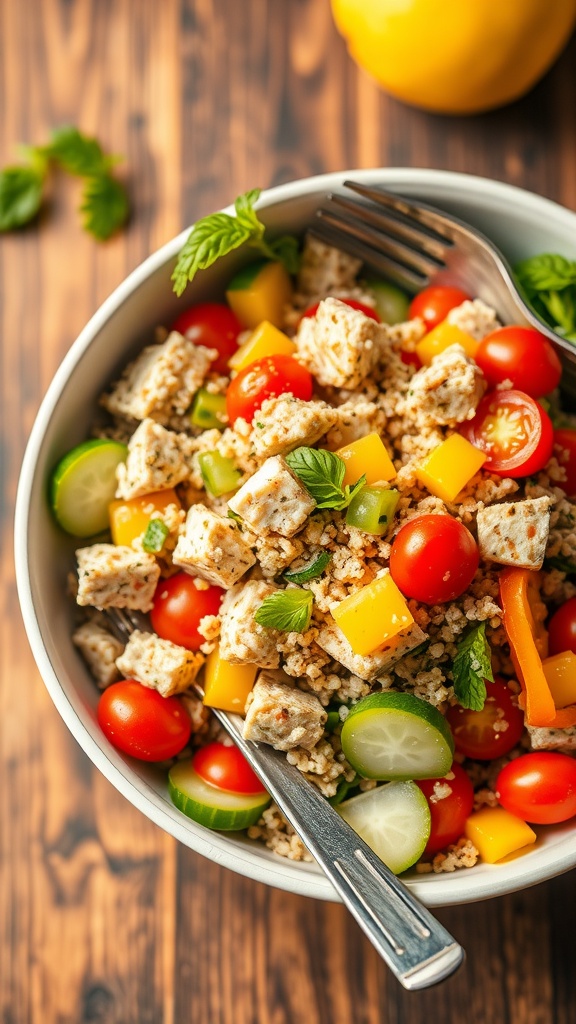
[15,166,576,906]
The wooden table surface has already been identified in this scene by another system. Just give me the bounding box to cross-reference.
[3,2,576,1021]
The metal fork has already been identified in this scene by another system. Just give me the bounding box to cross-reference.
[103,607,464,991]
[315,180,576,397]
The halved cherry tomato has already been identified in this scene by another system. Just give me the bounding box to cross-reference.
[548,598,576,657]
[475,326,562,398]
[496,752,576,824]
[389,514,479,604]
[300,298,380,322]
[226,354,313,425]
[408,285,471,331]
[553,429,576,497]
[171,303,242,374]
[416,763,474,856]
[97,680,192,762]
[460,389,554,478]
[150,572,224,651]
[193,741,267,795]
[445,678,525,761]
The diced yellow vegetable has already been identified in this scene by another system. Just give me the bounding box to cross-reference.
[416,322,479,365]
[336,432,396,487]
[228,320,297,371]
[332,572,414,656]
[542,652,576,709]
[109,489,181,547]
[464,807,537,863]
[202,646,258,713]
[416,433,486,503]
[226,261,294,330]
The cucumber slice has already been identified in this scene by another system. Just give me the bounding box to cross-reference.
[49,439,127,537]
[338,781,431,874]
[363,278,410,325]
[341,692,454,781]
[169,761,270,830]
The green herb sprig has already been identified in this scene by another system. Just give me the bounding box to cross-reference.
[515,253,576,344]
[285,447,366,511]
[0,126,129,239]
[172,188,299,296]
[451,622,494,711]
[254,589,313,633]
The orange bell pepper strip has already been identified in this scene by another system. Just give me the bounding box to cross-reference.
[499,568,576,728]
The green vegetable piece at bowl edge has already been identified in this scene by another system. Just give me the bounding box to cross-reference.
[338,780,431,875]
[169,761,270,831]
[340,691,454,781]
[49,438,127,537]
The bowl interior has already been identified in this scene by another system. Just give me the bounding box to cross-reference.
[16,168,576,905]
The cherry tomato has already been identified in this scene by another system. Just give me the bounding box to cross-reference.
[97,680,191,762]
[150,572,224,651]
[445,678,525,761]
[226,354,313,425]
[171,302,242,374]
[400,349,422,369]
[496,752,576,824]
[553,429,576,497]
[193,741,267,795]
[475,325,562,398]
[389,514,479,604]
[408,285,471,331]
[548,598,576,656]
[300,298,380,322]
[460,389,554,478]
[416,763,474,856]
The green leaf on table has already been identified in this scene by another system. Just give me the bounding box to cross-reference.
[0,165,45,231]
[46,126,112,177]
[451,622,494,712]
[254,589,313,633]
[80,174,130,240]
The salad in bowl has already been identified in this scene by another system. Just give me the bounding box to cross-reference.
[15,169,576,905]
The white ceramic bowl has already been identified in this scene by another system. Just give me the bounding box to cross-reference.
[15,168,576,906]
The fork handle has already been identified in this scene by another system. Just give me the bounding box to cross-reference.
[211,705,464,991]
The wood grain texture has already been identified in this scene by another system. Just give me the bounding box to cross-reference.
[2,1,576,1021]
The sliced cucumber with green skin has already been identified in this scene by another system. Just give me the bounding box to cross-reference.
[169,761,271,830]
[49,439,127,537]
[341,692,454,781]
[338,781,431,874]
[363,278,410,325]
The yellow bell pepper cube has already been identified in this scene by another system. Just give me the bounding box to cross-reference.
[226,260,294,330]
[228,320,297,371]
[332,572,414,657]
[336,432,396,487]
[416,322,479,365]
[542,652,576,709]
[202,646,258,714]
[464,807,537,864]
[416,433,486,503]
[109,489,181,547]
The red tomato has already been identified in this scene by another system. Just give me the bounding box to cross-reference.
[150,573,224,651]
[460,389,554,478]
[193,742,267,795]
[389,514,479,604]
[554,429,576,497]
[408,285,471,331]
[97,680,191,762]
[171,302,242,374]
[300,298,380,322]
[416,763,474,856]
[400,349,422,369]
[226,354,313,425]
[475,326,562,398]
[496,752,576,824]
[445,678,525,761]
[548,598,576,656]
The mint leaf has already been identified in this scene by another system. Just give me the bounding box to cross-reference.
[142,518,169,553]
[254,589,313,633]
[516,254,576,293]
[0,165,45,231]
[283,552,332,584]
[46,126,110,177]
[452,622,494,711]
[172,188,300,296]
[80,174,129,240]
[285,446,363,511]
